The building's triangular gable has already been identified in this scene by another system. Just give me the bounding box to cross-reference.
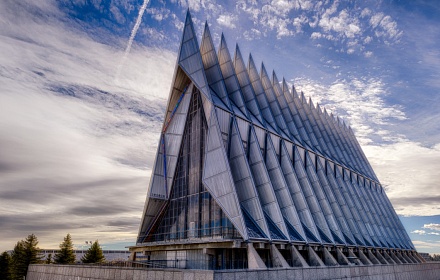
[227,117,270,239]
[233,45,266,126]
[200,23,232,111]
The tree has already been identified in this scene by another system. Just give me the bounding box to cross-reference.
[10,234,43,280]
[54,234,76,264]
[81,240,105,264]
[46,254,52,264]
[0,251,12,280]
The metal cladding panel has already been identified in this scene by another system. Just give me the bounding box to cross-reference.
[228,119,270,238]
[363,183,404,248]
[304,152,346,244]
[270,133,280,154]
[202,109,248,240]
[292,92,321,150]
[236,117,250,142]
[326,161,366,246]
[316,158,357,245]
[350,177,386,244]
[247,127,289,240]
[286,84,310,147]
[344,169,381,246]
[373,186,411,249]
[177,12,211,106]
[265,135,306,241]
[215,108,231,137]
[200,24,232,110]
[297,146,306,165]
[247,56,280,133]
[377,188,414,249]
[217,36,249,118]
[377,193,410,248]
[293,145,333,244]
[357,181,396,248]
[314,106,341,162]
[233,46,265,125]
[303,98,331,157]
[260,64,291,136]
[272,74,302,142]
[253,126,266,149]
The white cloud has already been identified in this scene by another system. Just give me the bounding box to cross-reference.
[364,51,373,57]
[311,32,322,39]
[217,14,237,29]
[424,223,440,231]
[0,0,175,251]
[411,230,426,235]
[412,240,440,252]
[363,142,440,216]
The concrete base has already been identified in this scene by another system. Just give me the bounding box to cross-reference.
[28,263,440,280]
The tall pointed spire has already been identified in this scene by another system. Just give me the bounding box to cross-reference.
[200,22,232,110]
[178,11,212,104]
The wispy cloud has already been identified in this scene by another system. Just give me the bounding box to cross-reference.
[424,223,440,231]
[234,0,401,53]
[0,0,174,251]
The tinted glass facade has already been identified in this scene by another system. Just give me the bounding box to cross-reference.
[148,89,240,242]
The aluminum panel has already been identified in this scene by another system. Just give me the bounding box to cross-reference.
[247,56,279,132]
[217,35,249,118]
[327,161,366,246]
[200,24,232,110]
[272,73,302,142]
[265,135,306,241]
[247,127,289,240]
[260,64,291,136]
[227,119,270,238]
[233,45,266,125]
[293,145,334,243]
[314,157,356,245]
[202,110,248,239]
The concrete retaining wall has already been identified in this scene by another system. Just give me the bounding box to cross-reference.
[27,263,440,280]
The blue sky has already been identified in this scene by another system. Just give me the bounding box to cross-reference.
[0,0,439,254]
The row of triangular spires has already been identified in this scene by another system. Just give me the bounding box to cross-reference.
[137,11,414,251]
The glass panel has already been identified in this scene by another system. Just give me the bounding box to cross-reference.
[147,89,240,242]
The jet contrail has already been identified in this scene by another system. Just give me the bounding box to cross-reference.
[116,0,150,80]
